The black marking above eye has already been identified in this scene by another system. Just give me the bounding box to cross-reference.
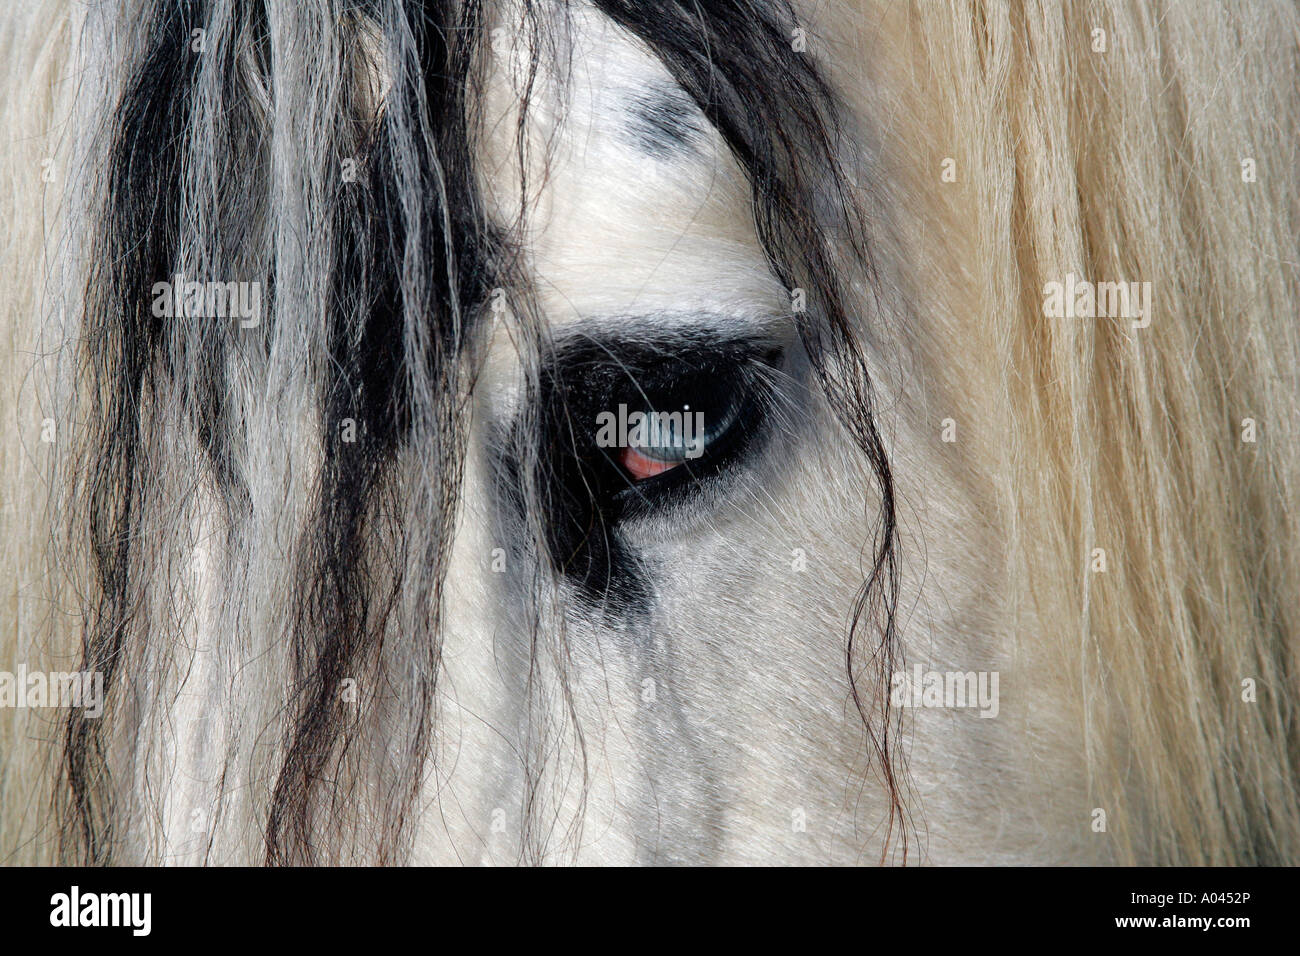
[624,83,704,157]
[497,324,783,613]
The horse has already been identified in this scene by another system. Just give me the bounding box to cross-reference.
[2,0,1297,865]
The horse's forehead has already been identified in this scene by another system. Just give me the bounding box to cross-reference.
[478,5,786,339]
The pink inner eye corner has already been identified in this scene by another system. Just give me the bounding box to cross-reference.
[620,445,681,480]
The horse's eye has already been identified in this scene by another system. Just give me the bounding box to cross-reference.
[516,326,783,606]
[599,352,775,514]
[617,392,744,481]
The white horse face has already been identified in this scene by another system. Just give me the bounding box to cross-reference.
[418,4,1089,865]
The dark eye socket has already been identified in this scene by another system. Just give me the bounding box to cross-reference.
[500,325,783,607]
